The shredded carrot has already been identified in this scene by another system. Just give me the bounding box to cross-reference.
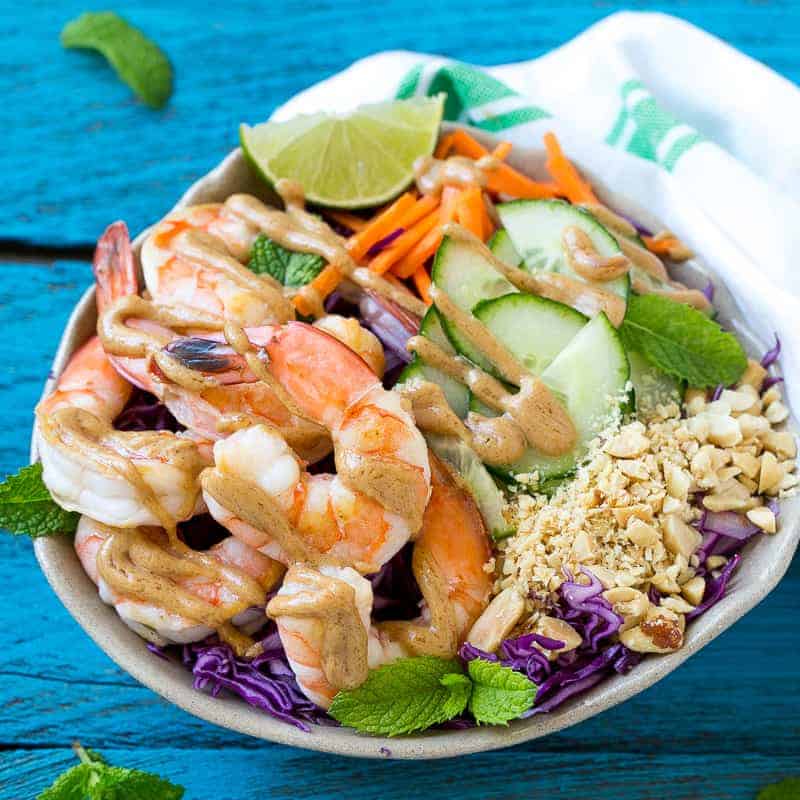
[370,211,441,275]
[448,129,558,200]
[293,264,341,315]
[456,186,488,239]
[324,210,367,233]
[396,194,439,230]
[449,130,487,159]
[642,235,680,255]
[434,132,456,159]
[392,188,460,279]
[393,227,443,278]
[543,131,598,204]
[412,267,432,304]
[490,141,513,161]
[347,193,416,261]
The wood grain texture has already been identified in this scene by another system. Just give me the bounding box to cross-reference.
[1,262,799,796]
[1,3,799,797]
[1,0,800,247]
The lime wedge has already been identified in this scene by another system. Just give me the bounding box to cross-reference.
[240,96,444,209]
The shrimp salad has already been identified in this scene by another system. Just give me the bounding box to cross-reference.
[29,105,796,735]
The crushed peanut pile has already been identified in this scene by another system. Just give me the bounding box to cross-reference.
[488,359,797,657]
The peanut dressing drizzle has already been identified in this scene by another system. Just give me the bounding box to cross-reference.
[171,229,295,323]
[200,469,318,566]
[37,403,276,656]
[413,155,487,196]
[443,223,628,327]
[562,226,631,282]
[406,288,577,461]
[96,525,273,656]
[224,186,427,318]
[266,565,369,691]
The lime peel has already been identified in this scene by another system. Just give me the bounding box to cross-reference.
[240,96,445,209]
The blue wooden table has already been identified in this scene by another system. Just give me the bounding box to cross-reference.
[1,2,798,797]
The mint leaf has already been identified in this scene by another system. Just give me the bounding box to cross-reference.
[0,463,78,537]
[38,744,184,800]
[328,656,471,735]
[87,767,184,799]
[467,658,537,725]
[620,294,747,387]
[38,765,92,800]
[61,12,172,109]
[248,235,325,288]
[757,778,800,800]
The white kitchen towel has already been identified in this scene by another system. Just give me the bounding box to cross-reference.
[273,11,800,393]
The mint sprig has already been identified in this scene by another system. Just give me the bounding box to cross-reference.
[328,655,537,735]
[38,743,184,800]
[248,235,325,288]
[467,658,538,725]
[620,294,747,387]
[0,463,78,537]
[61,12,172,109]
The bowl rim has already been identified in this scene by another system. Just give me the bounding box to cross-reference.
[31,129,800,759]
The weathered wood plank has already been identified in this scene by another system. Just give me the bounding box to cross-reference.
[0,261,91,472]
[2,748,799,800]
[1,0,799,246]
[1,508,797,752]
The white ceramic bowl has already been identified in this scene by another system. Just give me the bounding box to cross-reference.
[32,129,799,759]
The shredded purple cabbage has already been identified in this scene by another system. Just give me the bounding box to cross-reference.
[711,384,724,401]
[686,554,741,621]
[760,335,781,368]
[461,568,641,714]
[181,625,327,730]
[693,509,762,568]
[366,227,405,257]
[114,389,182,432]
[702,279,715,304]
[762,375,784,391]
[138,306,783,731]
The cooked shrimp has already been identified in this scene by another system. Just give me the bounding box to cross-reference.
[312,314,385,377]
[75,516,282,647]
[186,321,430,573]
[140,203,294,325]
[378,455,492,656]
[93,222,331,463]
[266,457,491,708]
[36,336,205,529]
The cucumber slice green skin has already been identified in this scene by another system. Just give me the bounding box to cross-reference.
[472,292,587,380]
[470,313,630,485]
[497,199,630,302]
[432,235,517,369]
[488,228,522,267]
[425,432,515,540]
[398,307,469,418]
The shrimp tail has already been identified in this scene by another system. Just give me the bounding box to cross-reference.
[94,221,139,313]
[164,337,240,373]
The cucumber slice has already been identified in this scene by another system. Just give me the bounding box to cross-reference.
[426,432,514,540]
[432,235,517,370]
[497,199,630,301]
[398,307,470,418]
[627,349,681,420]
[432,235,517,311]
[488,228,522,267]
[476,313,630,484]
[472,293,587,379]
